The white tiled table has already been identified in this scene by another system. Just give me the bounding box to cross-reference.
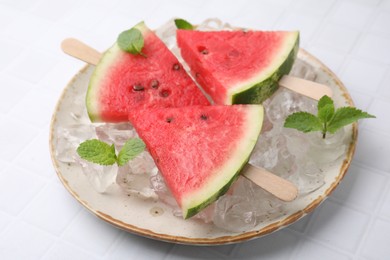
[0,0,389,259]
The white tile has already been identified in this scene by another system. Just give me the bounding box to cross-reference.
[288,213,313,233]
[331,164,387,211]
[63,209,121,255]
[291,0,336,16]
[348,89,373,111]
[0,5,21,33]
[8,86,60,127]
[230,2,285,29]
[340,58,387,93]
[8,50,58,83]
[60,5,109,32]
[315,23,360,53]
[167,245,223,259]
[4,13,53,44]
[15,129,56,179]
[31,0,81,22]
[42,241,97,260]
[356,34,390,64]
[275,12,322,46]
[307,200,369,252]
[0,220,54,259]
[294,239,351,260]
[330,1,375,28]
[306,46,346,74]
[0,116,39,161]
[361,219,390,260]
[365,99,390,133]
[0,74,32,114]
[0,165,45,215]
[40,59,85,93]
[232,229,300,259]
[0,39,23,71]
[379,0,390,12]
[0,211,12,233]
[354,129,390,172]
[0,0,40,11]
[370,11,390,35]
[108,232,173,259]
[378,69,390,99]
[379,182,390,219]
[22,181,81,236]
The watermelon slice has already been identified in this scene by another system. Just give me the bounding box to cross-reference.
[128,105,264,219]
[176,29,299,104]
[87,22,209,122]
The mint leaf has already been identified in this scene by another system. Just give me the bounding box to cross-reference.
[117,28,145,56]
[284,95,376,138]
[318,103,335,123]
[117,138,146,166]
[77,139,117,165]
[284,112,323,133]
[317,95,335,123]
[327,107,376,134]
[317,95,333,111]
[174,19,194,30]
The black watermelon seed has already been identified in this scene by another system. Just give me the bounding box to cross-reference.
[133,84,144,91]
[200,114,208,120]
[150,79,159,89]
[201,49,209,55]
[166,117,173,123]
[172,63,180,71]
[160,89,170,97]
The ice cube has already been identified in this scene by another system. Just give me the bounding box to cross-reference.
[150,171,178,208]
[95,123,136,150]
[307,128,347,165]
[55,124,97,163]
[213,177,282,232]
[116,161,158,199]
[76,156,117,193]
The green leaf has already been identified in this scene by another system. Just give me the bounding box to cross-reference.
[77,139,117,166]
[117,28,145,56]
[317,95,334,111]
[174,19,194,30]
[318,103,335,123]
[117,138,146,166]
[284,112,323,133]
[327,107,376,133]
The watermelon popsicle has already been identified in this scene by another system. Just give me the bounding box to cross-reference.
[69,22,210,123]
[176,29,332,105]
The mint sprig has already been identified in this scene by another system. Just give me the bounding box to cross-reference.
[174,18,194,30]
[117,27,146,57]
[284,95,375,138]
[77,138,145,166]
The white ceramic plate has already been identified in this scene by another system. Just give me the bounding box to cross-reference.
[49,23,356,245]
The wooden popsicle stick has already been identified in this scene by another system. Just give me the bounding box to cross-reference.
[61,38,102,66]
[243,164,298,202]
[279,75,333,99]
[61,38,332,100]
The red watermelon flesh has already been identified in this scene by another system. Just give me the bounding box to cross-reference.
[87,22,209,122]
[128,105,264,219]
[177,29,299,105]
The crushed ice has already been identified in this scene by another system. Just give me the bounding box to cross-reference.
[54,19,348,232]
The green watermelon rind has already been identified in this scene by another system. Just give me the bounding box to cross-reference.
[181,105,264,219]
[229,32,300,104]
[86,22,148,122]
